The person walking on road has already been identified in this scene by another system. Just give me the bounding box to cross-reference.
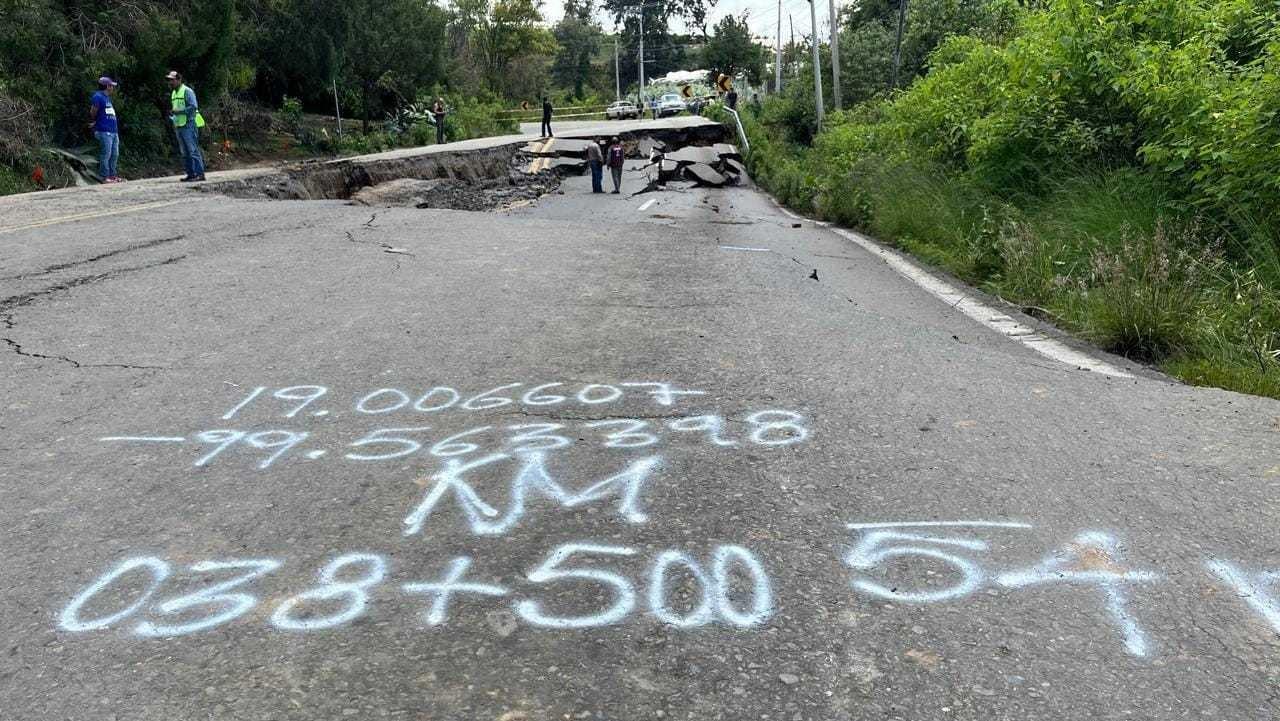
[606,136,625,194]
[166,70,206,182]
[587,136,605,194]
[432,98,447,144]
[540,97,553,138]
[89,76,123,184]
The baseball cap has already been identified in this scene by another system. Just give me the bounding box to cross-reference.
[165,71,180,80]
[98,76,118,87]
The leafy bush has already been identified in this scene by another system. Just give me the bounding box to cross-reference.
[434,91,518,142]
[279,95,304,136]
[739,0,1280,397]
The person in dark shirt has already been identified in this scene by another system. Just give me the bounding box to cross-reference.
[606,136,625,194]
[587,136,604,194]
[432,98,447,144]
[89,76,122,183]
[541,97,553,138]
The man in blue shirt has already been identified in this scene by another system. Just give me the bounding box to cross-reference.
[89,76,122,183]
[166,70,206,182]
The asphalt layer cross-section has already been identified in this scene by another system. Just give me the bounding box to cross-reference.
[2,126,1279,721]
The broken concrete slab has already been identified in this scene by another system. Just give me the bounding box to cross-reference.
[349,178,447,206]
[547,157,588,173]
[546,138,597,159]
[711,143,742,162]
[665,146,723,166]
[521,138,596,158]
[683,164,730,187]
[638,137,667,158]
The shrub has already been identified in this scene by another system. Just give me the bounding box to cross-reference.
[279,95,304,136]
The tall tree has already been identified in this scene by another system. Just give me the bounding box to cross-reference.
[341,0,448,131]
[700,13,766,86]
[552,0,602,99]
[453,0,556,97]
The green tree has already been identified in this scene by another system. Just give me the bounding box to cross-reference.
[452,0,556,97]
[701,13,766,86]
[239,0,346,109]
[552,0,602,99]
[341,0,449,131]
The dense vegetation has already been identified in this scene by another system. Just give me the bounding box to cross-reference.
[747,0,1280,398]
[0,0,734,191]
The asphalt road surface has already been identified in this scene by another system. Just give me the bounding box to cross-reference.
[2,124,1280,721]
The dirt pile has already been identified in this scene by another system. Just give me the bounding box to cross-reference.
[349,161,560,211]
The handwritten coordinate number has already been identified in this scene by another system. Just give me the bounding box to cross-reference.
[219,382,713,420]
[518,543,774,629]
[745,411,808,446]
[61,544,773,636]
[135,560,281,637]
[221,386,328,420]
[188,412,807,469]
[516,544,638,628]
[195,430,308,469]
[59,557,170,632]
[508,424,572,451]
[585,419,658,448]
[270,554,386,631]
[646,546,773,627]
[845,530,989,603]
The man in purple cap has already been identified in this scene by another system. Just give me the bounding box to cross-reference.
[89,76,123,183]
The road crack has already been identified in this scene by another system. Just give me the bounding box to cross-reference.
[0,235,186,281]
[2,255,185,370]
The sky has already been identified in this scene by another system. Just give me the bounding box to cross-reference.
[538,0,835,48]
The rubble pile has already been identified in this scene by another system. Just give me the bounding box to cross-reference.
[350,154,560,211]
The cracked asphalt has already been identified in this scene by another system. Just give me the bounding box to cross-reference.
[2,127,1280,721]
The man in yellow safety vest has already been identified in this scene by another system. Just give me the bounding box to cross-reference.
[166,70,206,182]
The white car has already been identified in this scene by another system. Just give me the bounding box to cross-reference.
[657,94,687,117]
[605,100,641,120]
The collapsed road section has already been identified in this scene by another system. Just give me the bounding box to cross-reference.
[198,120,737,210]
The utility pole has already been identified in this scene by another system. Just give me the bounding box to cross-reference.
[790,15,797,78]
[615,37,621,100]
[828,0,841,110]
[332,77,343,136]
[892,0,909,89]
[638,6,645,104]
[807,0,824,130]
[775,0,783,93]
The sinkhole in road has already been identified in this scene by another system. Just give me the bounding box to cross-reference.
[198,123,738,211]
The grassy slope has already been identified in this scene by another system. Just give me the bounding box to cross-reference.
[740,113,1280,399]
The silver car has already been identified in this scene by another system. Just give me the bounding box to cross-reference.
[657,94,687,117]
[605,100,641,120]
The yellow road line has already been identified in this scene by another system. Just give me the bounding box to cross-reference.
[531,137,556,173]
[0,199,186,236]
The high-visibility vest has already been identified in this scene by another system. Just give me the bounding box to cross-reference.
[170,85,206,128]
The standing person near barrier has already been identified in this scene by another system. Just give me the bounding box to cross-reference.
[432,98,447,144]
[166,71,206,182]
[89,76,122,184]
[606,136,625,194]
[587,136,604,194]
[540,97,553,138]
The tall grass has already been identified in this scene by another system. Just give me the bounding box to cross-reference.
[744,118,1280,398]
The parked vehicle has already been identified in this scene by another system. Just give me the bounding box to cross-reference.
[605,100,641,120]
[657,94,687,117]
